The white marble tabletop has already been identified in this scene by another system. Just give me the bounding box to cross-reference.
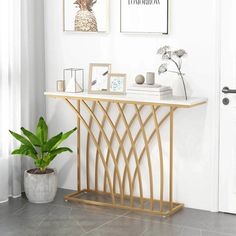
[44,92,208,108]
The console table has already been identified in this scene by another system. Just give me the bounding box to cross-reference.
[45,92,207,217]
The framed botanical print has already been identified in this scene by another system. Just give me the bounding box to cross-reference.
[108,73,126,95]
[63,0,109,32]
[120,0,168,34]
[88,63,111,94]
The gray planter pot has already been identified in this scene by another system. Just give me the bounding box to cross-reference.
[24,169,57,204]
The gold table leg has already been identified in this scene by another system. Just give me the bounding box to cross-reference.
[169,107,174,210]
[77,101,81,192]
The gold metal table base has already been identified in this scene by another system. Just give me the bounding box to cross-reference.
[60,97,185,217]
[45,93,207,217]
[64,190,184,217]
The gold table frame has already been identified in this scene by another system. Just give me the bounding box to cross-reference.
[46,93,207,217]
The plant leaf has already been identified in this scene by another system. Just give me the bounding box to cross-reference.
[34,158,47,170]
[50,147,73,157]
[45,147,72,164]
[44,153,57,165]
[9,130,34,147]
[36,117,48,144]
[52,128,77,150]
[12,145,38,159]
[43,133,63,152]
[21,128,41,146]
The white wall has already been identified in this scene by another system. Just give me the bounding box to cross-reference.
[44,0,219,211]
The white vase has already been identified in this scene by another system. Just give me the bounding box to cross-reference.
[172,75,191,99]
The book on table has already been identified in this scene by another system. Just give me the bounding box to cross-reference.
[127,84,172,97]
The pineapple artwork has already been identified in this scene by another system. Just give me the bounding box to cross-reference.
[74,0,98,32]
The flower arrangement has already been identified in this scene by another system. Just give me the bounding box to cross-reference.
[157,46,188,100]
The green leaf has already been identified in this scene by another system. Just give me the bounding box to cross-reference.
[34,159,47,169]
[43,153,56,166]
[41,147,73,167]
[12,145,38,159]
[21,128,41,146]
[52,128,77,150]
[10,117,75,170]
[43,133,63,152]
[36,117,48,144]
[47,154,57,163]
[50,147,73,156]
[47,147,72,164]
[9,130,34,147]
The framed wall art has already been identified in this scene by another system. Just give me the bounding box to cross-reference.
[108,73,126,95]
[88,63,111,94]
[63,0,109,32]
[120,0,168,34]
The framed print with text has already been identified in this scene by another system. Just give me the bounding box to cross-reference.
[120,0,168,34]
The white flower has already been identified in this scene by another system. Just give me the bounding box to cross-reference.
[162,51,172,60]
[157,46,170,55]
[173,49,187,58]
[158,64,168,75]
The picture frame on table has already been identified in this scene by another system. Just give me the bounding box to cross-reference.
[108,73,127,95]
[88,63,111,94]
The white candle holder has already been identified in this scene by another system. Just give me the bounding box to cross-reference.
[63,68,84,93]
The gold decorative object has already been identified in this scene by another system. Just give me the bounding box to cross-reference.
[45,93,206,217]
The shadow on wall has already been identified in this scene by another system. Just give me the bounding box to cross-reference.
[47,101,77,189]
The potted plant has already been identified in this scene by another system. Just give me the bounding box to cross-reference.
[9,117,76,204]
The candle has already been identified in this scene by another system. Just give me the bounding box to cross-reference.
[57,80,65,92]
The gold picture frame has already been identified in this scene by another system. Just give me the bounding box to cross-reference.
[108,73,127,95]
[88,63,112,94]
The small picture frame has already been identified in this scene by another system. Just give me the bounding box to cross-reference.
[108,73,126,95]
[88,63,111,94]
